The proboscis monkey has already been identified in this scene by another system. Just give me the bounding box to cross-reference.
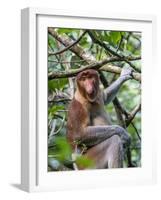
[67,67,132,169]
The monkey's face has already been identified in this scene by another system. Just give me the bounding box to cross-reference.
[76,70,99,102]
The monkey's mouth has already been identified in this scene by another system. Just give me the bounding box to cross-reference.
[86,90,97,102]
[86,89,94,95]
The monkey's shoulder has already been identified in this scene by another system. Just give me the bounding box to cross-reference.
[67,98,89,124]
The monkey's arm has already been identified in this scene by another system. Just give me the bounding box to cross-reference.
[76,125,130,147]
[103,67,133,104]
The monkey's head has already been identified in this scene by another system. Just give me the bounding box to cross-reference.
[76,69,100,102]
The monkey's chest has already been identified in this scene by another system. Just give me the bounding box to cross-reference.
[89,110,111,126]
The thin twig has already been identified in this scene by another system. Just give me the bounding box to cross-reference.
[48,98,71,103]
[48,59,85,64]
[48,28,141,82]
[126,103,141,126]
[116,33,123,52]
[87,30,141,73]
[53,115,66,135]
[131,122,141,141]
[48,28,94,63]
[48,30,87,56]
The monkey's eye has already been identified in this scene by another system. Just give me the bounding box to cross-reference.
[81,77,86,81]
[88,76,93,79]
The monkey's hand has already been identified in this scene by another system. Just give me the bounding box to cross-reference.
[119,127,131,147]
[120,66,133,80]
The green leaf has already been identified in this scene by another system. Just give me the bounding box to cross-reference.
[48,105,65,116]
[48,78,68,91]
[48,34,56,50]
[57,28,80,37]
[76,155,95,168]
[54,137,72,161]
[110,31,121,44]
[57,28,74,34]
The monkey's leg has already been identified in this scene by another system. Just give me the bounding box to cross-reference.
[80,125,131,147]
[106,135,123,168]
[85,135,123,169]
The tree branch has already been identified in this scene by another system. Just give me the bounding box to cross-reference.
[87,30,141,73]
[48,58,141,81]
[125,103,141,126]
[48,59,85,64]
[48,30,87,56]
[131,122,141,141]
[48,28,141,82]
[48,28,95,63]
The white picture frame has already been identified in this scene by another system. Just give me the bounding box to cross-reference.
[21,7,157,192]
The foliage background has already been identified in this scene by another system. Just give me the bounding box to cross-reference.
[48,28,141,171]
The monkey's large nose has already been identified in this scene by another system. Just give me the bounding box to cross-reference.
[86,84,94,94]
